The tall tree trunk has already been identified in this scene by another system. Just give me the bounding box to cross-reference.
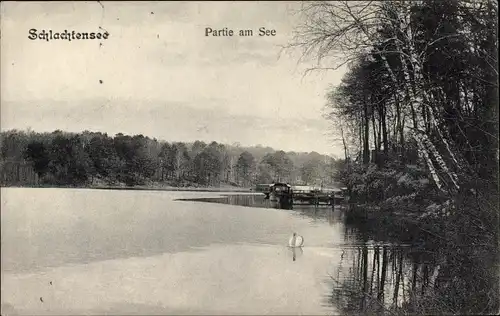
[382,105,389,159]
[340,124,349,160]
[363,98,370,164]
[371,105,378,161]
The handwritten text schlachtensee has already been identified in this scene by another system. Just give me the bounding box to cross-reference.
[205,27,276,37]
[28,29,110,42]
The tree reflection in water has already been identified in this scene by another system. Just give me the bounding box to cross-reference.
[328,227,499,315]
[176,194,295,210]
[176,195,499,315]
[176,194,265,208]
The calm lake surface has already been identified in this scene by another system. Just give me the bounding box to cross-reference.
[1,188,493,315]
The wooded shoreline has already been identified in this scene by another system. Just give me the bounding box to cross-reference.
[0,183,254,193]
[0,129,340,189]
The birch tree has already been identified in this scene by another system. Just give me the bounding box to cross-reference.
[288,0,498,196]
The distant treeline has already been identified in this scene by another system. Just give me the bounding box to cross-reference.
[0,129,340,188]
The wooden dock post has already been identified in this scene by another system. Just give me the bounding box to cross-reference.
[331,191,335,209]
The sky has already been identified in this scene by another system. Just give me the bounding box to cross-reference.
[1,1,347,156]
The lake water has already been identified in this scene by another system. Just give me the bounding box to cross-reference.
[1,188,497,315]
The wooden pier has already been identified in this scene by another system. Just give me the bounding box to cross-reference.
[257,183,347,207]
[292,189,335,205]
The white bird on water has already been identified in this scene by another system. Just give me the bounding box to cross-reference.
[288,232,304,248]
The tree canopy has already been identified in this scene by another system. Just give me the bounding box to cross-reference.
[1,129,338,188]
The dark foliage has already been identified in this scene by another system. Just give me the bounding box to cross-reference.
[0,129,339,188]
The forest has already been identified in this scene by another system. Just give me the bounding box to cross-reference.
[288,0,498,314]
[0,129,339,188]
